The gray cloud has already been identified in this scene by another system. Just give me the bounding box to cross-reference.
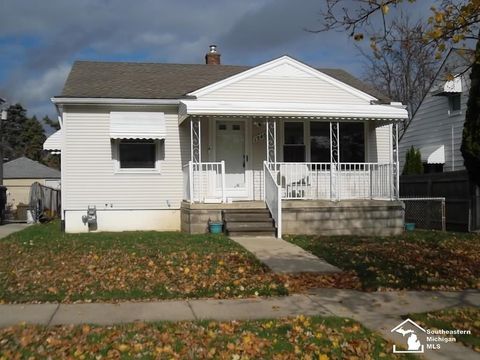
[0,0,434,120]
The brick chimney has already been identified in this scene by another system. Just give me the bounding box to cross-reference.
[205,45,221,65]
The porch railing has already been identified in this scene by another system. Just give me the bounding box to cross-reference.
[183,161,226,203]
[264,161,282,238]
[267,162,396,200]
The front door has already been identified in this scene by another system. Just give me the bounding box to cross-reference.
[216,120,248,198]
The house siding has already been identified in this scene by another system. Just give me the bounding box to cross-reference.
[62,105,186,215]
[399,52,470,172]
[198,63,371,105]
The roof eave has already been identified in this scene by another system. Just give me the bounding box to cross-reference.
[51,97,182,106]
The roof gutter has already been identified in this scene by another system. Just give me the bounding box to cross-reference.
[51,97,181,106]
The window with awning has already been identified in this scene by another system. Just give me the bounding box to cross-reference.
[110,112,166,171]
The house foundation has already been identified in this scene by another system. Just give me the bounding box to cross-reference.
[181,200,404,236]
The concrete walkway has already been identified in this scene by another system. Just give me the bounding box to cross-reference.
[1,289,479,359]
[231,236,340,273]
[0,223,30,239]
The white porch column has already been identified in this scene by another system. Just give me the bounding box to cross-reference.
[392,122,400,200]
[190,118,201,164]
[329,121,339,200]
[266,118,276,164]
[190,118,201,202]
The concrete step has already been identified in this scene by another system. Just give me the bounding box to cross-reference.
[222,209,269,214]
[228,230,276,237]
[226,222,275,230]
[223,214,272,222]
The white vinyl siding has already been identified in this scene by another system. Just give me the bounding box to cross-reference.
[368,124,392,163]
[198,63,370,105]
[62,105,187,210]
[400,69,469,172]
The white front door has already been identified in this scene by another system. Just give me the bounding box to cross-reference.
[216,120,248,198]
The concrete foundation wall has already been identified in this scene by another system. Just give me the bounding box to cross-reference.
[282,200,404,236]
[65,209,181,233]
[181,201,266,234]
[181,200,404,236]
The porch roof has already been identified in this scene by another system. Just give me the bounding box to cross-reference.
[179,100,408,124]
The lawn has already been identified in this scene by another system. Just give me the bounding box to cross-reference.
[0,316,416,359]
[409,307,480,353]
[0,222,358,303]
[286,230,480,291]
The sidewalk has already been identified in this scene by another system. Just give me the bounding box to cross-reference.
[1,289,478,359]
[0,223,30,239]
[231,236,341,273]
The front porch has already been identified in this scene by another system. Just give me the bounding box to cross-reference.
[181,115,403,237]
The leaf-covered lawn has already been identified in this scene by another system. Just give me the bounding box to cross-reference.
[286,230,480,291]
[409,307,480,353]
[0,222,360,303]
[0,316,416,359]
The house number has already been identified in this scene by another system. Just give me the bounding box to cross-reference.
[253,132,266,143]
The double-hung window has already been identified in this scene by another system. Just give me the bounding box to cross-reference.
[283,122,305,162]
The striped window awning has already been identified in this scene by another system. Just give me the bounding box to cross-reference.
[110,112,166,139]
[43,129,62,154]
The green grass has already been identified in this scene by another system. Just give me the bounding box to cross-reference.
[286,230,480,291]
[0,315,417,359]
[409,307,480,352]
[0,222,288,303]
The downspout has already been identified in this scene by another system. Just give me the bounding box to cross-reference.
[54,103,63,128]
[451,124,455,171]
[53,102,65,227]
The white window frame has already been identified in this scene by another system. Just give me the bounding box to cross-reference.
[281,119,307,162]
[448,94,462,117]
[112,139,163,174]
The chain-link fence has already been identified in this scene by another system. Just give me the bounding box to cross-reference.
[401,197,446,231]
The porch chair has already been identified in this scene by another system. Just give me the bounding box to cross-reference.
[279,163,311,198]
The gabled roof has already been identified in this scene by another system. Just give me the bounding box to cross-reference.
[188,56,377,102]
[4,157,60,179]
[59,59,387,101]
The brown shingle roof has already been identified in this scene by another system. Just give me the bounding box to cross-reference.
[60,60,387,101]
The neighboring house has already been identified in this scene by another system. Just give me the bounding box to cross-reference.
[399,49,479,231]
[3,157,61,210]
[400,48,473,173]
[44,46,408,235]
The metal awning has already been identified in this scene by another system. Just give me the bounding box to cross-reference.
[110,112,166,139]
[179,100,408,124]
[433,76,462,96]
[43,129,62,154]
[420,145,445,164]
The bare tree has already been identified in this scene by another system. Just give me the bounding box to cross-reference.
[357,15,438,137]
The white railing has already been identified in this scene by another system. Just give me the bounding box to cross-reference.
[264,161,282,238]
[267,162,396,200]
[183,161,226,203]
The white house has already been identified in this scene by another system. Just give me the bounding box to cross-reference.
[400,48,473,173]
[44,46,408,236]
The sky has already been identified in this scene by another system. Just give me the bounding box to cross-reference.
[0,0,434,123]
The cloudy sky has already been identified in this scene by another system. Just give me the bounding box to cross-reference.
[0,0,433,121]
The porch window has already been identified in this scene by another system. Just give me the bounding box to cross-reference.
[339,123,365,163]
[118,139,157,168]
[283,122,305,162]
[310,122,330,162]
